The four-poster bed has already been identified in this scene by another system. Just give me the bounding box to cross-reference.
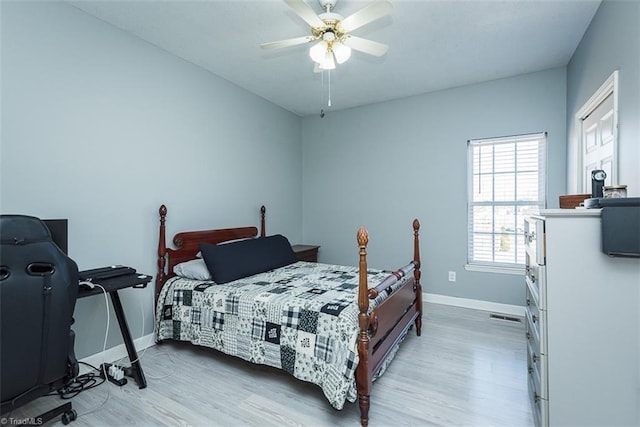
[154,204,422,426]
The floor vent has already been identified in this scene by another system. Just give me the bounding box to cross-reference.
[489,313,522,323]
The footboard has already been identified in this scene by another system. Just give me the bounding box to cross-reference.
[355,219,422,427]
[368,266,420,371]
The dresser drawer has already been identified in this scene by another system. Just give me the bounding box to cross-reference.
[525,286,547,354]
[528,366,549,427]
[527,339,547,399]
[525,260,546,310]
[525,217,545,265]
[526,310,546,358]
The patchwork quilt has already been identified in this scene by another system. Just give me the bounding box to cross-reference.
[155,261,410,409]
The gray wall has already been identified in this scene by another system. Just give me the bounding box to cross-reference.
[301,68,567,306]
[0,1,302,359]
[566,0,640,195]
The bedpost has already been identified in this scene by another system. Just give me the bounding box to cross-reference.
[355,227,371,427]
[260,205,266,237]
[413,219,423,336]
[156,205,168,303]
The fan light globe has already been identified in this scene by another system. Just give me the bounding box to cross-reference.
[332,41,351,64]
[319,50,336,70]
[309,41,328,64]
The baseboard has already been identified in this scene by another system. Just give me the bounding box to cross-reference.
[424,292,525,317]
[79,333,156,375]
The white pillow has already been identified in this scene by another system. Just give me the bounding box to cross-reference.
[173,259,212,281]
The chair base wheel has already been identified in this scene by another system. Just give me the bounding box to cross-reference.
[61,408,77,424]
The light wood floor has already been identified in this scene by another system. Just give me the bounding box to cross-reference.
[7,303,533,426]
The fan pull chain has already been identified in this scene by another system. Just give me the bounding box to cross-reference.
[320,70,332,118]
[320,71,325,118]
[328,71,332,107]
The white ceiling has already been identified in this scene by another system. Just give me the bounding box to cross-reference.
[67,0,601,117]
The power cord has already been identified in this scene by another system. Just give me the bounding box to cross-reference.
[95,286,168,383]
[91,283,110,382]
[54,362,106,399]
[72,282,113,418]
[113,292,176,381]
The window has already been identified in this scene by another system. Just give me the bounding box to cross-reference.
[467,133,547,271]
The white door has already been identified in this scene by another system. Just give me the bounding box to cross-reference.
[582,93,615,190]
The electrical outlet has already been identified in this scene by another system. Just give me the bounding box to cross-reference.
[448,271,456,282]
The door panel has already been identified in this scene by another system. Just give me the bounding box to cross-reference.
[582,93,614,190]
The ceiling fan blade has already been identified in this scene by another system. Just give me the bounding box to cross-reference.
[342,35,388,56]
[284,0,325,28]
[339,0,392,33]
[260,35,315,50]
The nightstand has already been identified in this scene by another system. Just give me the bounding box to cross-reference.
[291,244,320,262]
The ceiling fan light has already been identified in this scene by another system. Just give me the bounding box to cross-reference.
[322,31,336,42]
[319,50,336,70]
[309,41,328,64]
[332,42,351,64]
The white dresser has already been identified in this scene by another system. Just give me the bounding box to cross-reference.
[524,209,640,427]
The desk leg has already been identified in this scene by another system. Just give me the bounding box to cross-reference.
[109,290,147,389]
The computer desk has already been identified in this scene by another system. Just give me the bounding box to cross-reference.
[77,272,152,389]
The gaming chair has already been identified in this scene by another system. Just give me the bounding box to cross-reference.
[0,215,79,424]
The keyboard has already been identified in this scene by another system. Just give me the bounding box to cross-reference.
[79,265,136,281]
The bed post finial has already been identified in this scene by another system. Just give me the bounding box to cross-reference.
[356,226,371,427]
[413,219,421,267]
[156,205,168,303]
[357,226,369,316]
[357,226,368,247]
[260,205,266,237]
[412,218,423,336]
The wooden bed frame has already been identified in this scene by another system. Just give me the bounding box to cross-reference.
[155,204,422,426]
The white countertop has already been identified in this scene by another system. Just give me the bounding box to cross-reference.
[530,208,602,218]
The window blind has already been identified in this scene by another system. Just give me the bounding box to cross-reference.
[467,132,547,268]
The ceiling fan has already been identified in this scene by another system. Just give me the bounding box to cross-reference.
[261,0,392,71]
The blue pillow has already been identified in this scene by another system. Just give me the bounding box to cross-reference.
[199,234,296,284]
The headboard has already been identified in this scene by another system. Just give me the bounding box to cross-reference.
[156,204,266,300]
